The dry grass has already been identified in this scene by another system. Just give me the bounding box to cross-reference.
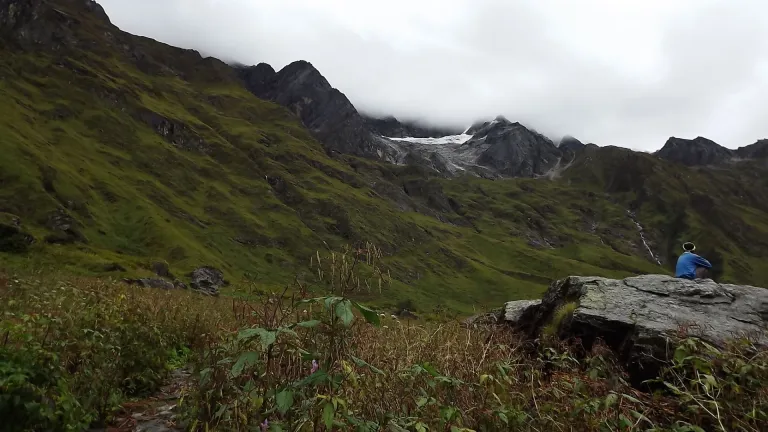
[1,267,767,432]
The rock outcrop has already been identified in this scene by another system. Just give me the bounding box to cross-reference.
[655,137,734,166]
[498,275,768,385]
[189,266,228,296]
[44,208,85,244]
[0,215,34,253]
[736,139,768,160]
[237,61,395,160]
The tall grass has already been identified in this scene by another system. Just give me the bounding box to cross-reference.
[1,248,766,431]
[0,271,233,430]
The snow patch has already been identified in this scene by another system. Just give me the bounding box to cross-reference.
[387,134,474,146]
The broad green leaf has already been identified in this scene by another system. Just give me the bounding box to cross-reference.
[322,402,335,430]
[335,299,354,326]
[295,370,329,387]
[352,302,380,326]
[421,362,440,377]
[604,392,618,408]
[674,347,688,364]
[238,328,277,351]
[296,320,321,328]
[231,351,259,378]
[351,355,385,375]
[276,390,294,414]
[324,296,343,310]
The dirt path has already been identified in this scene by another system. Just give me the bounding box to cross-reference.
[90,369,192,432]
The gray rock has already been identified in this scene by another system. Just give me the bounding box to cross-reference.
[189,266,227,296]
[44,208,85,244]
[502,275,768,386]
[504,300,542,323]
[139,111,210,154]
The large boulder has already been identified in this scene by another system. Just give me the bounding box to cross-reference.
[503,275,768,385]
[189,266,228,296]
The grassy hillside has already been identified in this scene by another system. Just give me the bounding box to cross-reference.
[1,0,767,318]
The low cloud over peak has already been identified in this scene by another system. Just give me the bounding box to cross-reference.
[100,0,768,151]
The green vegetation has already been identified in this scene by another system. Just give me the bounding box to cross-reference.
[2,250,766,431]
[542,301,578,338]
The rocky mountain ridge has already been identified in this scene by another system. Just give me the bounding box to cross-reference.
[237,59,768,177]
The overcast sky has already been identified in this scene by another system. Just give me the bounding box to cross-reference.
[99,0,768,151]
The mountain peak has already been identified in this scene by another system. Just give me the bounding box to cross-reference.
[656,136,733,166]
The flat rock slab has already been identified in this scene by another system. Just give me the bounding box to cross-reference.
[503,274,768,385]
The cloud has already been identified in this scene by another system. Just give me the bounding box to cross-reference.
[99,0,768,150]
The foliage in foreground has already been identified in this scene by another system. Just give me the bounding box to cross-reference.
[0,271,232,431]
[0,247,767,431]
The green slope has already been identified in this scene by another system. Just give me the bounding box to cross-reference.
[0,0,766,316]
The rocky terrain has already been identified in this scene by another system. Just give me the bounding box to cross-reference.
[475,274,768,386]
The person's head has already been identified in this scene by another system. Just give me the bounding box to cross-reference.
[683,242,696,252]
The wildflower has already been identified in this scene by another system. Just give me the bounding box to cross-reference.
[260,419,269,431]
[311,359,319,374]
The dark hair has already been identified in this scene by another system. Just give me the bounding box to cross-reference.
[683,242,696,251]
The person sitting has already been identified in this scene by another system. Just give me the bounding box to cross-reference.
[675,242,712,280]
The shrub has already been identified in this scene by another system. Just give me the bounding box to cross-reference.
[0,273,229,431]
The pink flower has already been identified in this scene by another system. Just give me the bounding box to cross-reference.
[311,359,319,374]
[260,419,269,431]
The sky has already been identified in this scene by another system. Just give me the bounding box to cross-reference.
[98,0,768,151]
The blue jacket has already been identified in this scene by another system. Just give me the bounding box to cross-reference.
[675,252,712,279]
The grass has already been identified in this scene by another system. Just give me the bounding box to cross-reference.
[542,301,579,338]
[1,250,766,432]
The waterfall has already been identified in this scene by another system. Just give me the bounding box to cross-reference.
[627,211,662,266]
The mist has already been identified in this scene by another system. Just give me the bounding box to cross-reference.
[99,0,768,151]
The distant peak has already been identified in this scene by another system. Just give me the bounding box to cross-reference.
[657,136,733,166]
[664,136,722,148]
[282,60,316,72]
[559,135,586,152]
